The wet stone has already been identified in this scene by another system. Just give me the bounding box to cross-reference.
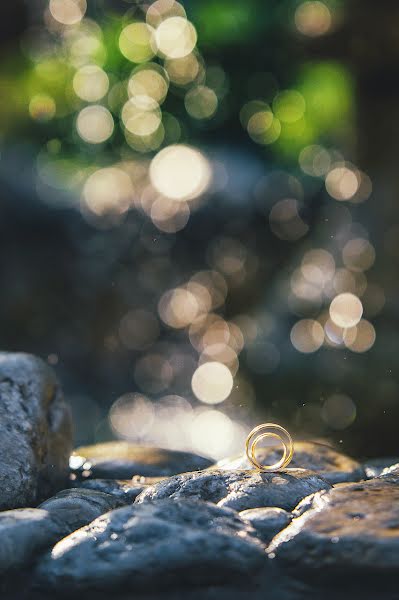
[0,352,72,510]
[268,477,399,580]
[70,441,212,479]
[239,507,292,545]
[0,489,121,576]
[34,499,268,592]
[74,478,148,503]
[363,457,399,478]
[136,468,331,512]
[217,441,364,485]
[39,488,125,530]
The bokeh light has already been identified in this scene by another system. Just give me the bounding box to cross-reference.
[329,293,363,328]
[73,65,109,102]
[155,17,197,59]
[76,105,114,143]
[150,144,211,201]
[119,23,156,63]
[191,361,233,404]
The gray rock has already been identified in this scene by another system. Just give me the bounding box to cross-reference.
[74,478,148,503]
[216,441,364,485]
[35,499,268,592]
[378,463,399,478]
[363,457,399,478]
[39,488,124,530]
[70,441,212,479]
[0,352,72,509]
[136,468,331,512]
[0,490,121,575]
[239,507,292,544]
[267,477,399,578]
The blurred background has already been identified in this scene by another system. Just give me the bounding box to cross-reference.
[0,0,397,460]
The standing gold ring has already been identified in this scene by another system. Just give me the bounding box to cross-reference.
[245,423,294,471]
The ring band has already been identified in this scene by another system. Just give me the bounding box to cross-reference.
[245,423,294,471]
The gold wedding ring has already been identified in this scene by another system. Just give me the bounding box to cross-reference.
[245,423,294,471]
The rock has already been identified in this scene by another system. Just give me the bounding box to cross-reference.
[216,441,364,485]
[74,478,148,503]
[136,468,331,512]
[239,507,292,544]
[0,352,72,509]
[70,441,212,479]
[376,462,399,478]
[39,488,124,530]
[363,457,399,478]
[35,499,268,592]
[0,489,121,576]
[267,477,399,579]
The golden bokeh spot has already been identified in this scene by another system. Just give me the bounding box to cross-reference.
[329,292,363,328]
[185,86,218,119]
[128,65,169,104]
[150,144,211,201]
[155,16,197,59]
[49,0,86,25]
[76,105,114,143]
[119,23,156,63]
[191,361,233,404]
[29,94,56,122]
[290,319,324,353]
[326,166,359,201]
[121,96,161,137]
[295,1,332,37]
[73,65,109,102]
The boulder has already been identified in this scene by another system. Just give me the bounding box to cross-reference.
[216,441,364,484]
[268,477,399,580]
[0,353,72,509]
[136,468,331,512]
[35,499,267,592]
[70,442,212,479]
[239,507,292,544]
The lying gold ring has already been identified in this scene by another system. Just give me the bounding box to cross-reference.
[245,423,294,471]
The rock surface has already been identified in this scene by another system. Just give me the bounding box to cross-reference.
[268,477,399,578]
[363,457,399,478]
[136,468,331,512]
[74,478,148,503]
[39,488,124,530]
[217,441,364,485]
[0,353,72,510]
[35,499,267,592]
[239,507,292,544]
[0,489,121,575]
[71,441,212,479]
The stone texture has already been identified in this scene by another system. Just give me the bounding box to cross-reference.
[0,352,72,509]
[39,488,124,530]
[70,441,212,479]
[136,468,331,512]
[267,477,399,578]
[363,457,399,478]
[216,441,364,485]
[239,507,292,544]
[35,499,268,592]
[378,463,399,478]
[74,478,148,503]
[0,490,121,575]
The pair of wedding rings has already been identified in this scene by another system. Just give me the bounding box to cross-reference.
[245,423,294,472]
